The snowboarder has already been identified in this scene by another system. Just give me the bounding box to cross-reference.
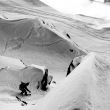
[19,82,31,96]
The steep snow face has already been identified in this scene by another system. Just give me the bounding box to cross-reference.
[36,53,110,110]
[0,17,86,80]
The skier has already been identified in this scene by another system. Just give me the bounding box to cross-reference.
[19,82,31,96]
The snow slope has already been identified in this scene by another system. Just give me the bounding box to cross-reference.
[35,52,110,110]
[0,1,110,110]
[0,17,86,80]
[0,55,25,69]
[41,0,110,20]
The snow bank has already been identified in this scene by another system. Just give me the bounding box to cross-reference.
[30,64,46,73]
[35,52,110,110]
[0,66,44,93]
[0,56,45,94]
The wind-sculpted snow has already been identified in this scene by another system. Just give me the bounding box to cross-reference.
[0,56,45,95]
[0,17,86,80]
[0,64,44,94]
[0,0,110,54]
[35,53,110,110]
[0,0,110,110]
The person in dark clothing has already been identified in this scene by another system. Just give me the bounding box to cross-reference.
[19,82,31,96]
[66,60,75,76]
[40,69,48,91]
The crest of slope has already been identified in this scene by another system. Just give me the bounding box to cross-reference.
[34,52,110,110]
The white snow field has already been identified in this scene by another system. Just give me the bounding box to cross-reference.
[34,52,110,110]
[0,0,110,110]
[41,0,110,20]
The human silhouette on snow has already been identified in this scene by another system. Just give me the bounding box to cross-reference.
[19,82,31,96]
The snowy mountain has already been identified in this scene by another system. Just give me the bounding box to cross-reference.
[0,0,110,110]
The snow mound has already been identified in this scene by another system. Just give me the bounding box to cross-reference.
[0,56,45,94]
[30,64,46,73]
[36,52,110,110]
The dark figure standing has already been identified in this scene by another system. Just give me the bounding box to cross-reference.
[41,69,48,91]
[66,60,75,76]
[19,82,31,96]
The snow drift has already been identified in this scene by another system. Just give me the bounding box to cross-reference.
[36,52,110,110]
[0,1,110,110]
[0,17,86,80]
[0,56,45,94]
